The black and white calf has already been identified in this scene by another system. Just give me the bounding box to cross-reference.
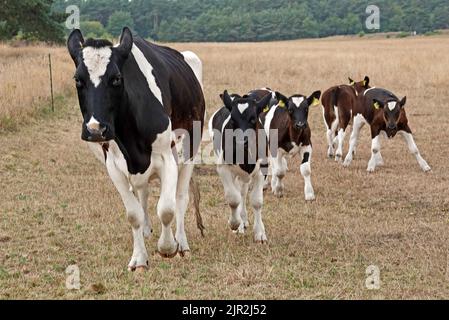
[67,28,205,271]
[251,89,321,200]
[342,87,431,173]
[209,91,272,241]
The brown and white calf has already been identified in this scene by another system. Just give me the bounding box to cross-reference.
[250,88,321,200]
[343,87,431,172]
[321,77,370,160]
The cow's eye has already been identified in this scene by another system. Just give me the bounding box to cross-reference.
[112,75,122,87]
[74,76,83,88]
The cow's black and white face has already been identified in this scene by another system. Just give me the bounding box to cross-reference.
[221,90,271,145]
[67,28,134,143]
[276,91,321,130]
[373,97,407,138]
[349,76,370,94]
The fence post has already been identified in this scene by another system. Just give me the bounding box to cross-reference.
[48,53,54,112]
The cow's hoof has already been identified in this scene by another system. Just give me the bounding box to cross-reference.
[128,260,149,272]
[367,167,376,173]
[305,194,316,201]
[134,266,147,273]
[158,242,179,259]
[335,155,342,163]
[229,219,242,232]
[422,165,431,173]
[178,250,191,258]
[254,233,267,244]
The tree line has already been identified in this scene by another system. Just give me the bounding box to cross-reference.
[1,0,449,43]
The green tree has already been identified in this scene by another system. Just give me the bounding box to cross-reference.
[107,11,135,36]
[81,21,107,38]
[0,0,64,42]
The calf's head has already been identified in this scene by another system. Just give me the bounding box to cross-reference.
[67,27,133,143]
[221,90,272,145]
[349,76,370,94]
[275,91,322,130]
[372,97,407,138]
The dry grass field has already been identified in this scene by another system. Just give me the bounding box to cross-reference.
[0,35,449,299]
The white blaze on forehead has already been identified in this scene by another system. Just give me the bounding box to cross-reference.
[387,101,397,111]
[82,46,112,88]
[292,97,305,108]
[86,116,100,130]
[131,44,164,106]
[238,103,249,114]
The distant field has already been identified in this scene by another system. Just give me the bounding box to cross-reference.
[0,36,448,299]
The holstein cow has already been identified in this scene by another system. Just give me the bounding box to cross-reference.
[321,76,371,160]
[342,87,431,172]
[209,91,272,241]
[67,27,205,271]
[250,88,321,200]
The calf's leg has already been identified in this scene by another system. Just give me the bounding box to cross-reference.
[300,145,315,201]
[271,150,287,198]
[251,170,267,243]
[344,114,365,167]
[400,129,431,172]
[367,134,382,173]
[217,165,242,231]
[175,163,194,255]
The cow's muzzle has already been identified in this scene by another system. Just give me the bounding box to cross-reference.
[295,122,307,130]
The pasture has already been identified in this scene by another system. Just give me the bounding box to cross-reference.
[0,35,448,299]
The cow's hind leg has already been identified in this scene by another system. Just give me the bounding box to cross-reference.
[335,110,350,163]
[217,165,242,232]
[300,145,315,201]
[271,150,287,198]
[236,179,249,233]
[137,186,152,238]
[251,170,267,243]
[175,163,194,255]
[155,152,179,258]
[344,114,365,167]
[326,107,339,158]
[106,158,148,271]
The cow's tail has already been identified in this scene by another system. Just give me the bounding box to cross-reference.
[330,86,340,120]
[190,167,205,237]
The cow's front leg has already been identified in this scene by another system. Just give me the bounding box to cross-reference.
[175,163,194,255]
[271,150,287,198]
[367,134,382,173]
[217,165,242,232]
[106,158,148,271]
[251,170,267,243]
[155,152,179,258]
[237,180,249,233]
[400,129,431,172]
[136,186,152,238]
[300,144,315,201]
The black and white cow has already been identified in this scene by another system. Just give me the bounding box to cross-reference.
[209,91,272,241]
[249,89,321,200]
[67,27,205,271]
[342,87,431,172]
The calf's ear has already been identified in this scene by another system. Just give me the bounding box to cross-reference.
[307,91,322,107]
[399,96,407,108]
[372,99,384,110]
[116,27,133,59]
[67,29,84,64]
[256,93,274,115]
[275,92,288,108]
[348,77,355,85]
[222,90,233,111]
[363,76,370,88]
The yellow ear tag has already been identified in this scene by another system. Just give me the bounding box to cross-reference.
[350,81,355,85]
[363,80,367,86]
[263,106,270,113]
[278,101,286,108]
[373,102,380,110]
[312,97,320,106]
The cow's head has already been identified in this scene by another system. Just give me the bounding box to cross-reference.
[275,91,322,130]
[67,27,133,143]
[349,76,370,94]
[372,97,407,138]
[221,90,272,145]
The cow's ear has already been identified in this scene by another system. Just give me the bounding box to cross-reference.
[307,90,322,107]
[363,76,370,88]
[399,96,407,108]
[372,99,384,110]
[275,92,288,108]
[67,29,84,64]
[256,93,273,115]
[348,77,355,85]
[116,27,133,59]
[222,90,233,111]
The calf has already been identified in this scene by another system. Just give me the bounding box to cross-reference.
[321,76,370,160]
[209,91,272,241]
[252,89,321,200]
[67,28,205,271]
[342,87,431,172]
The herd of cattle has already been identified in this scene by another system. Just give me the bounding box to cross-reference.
[67,28,431,271]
